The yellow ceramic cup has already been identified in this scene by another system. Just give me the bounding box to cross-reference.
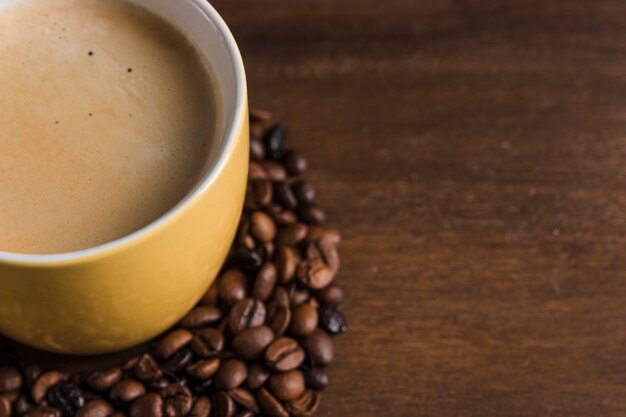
[0,0,249,354]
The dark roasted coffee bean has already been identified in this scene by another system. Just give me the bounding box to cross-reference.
[303,329,334,367]
[260,162,287,182]
[248,162,267,181]
[186,358,220,381]
[263,124,286,161]
[265,338,305,372]
[233,412,254,417]
[212,392,235,417]
[275,246,297,284]
[188,396,210,417]
[252,263,277,302]
[155,329,193,360]
[304,368,329,391]
[46,381,84,417]
[32,371,68,404]
[256,389,288,417]
[214,360,247,390]
[297,206,325,225]
[281,151,307,176]
[319,304,348,335]
[226,250,262,274]
[160,384,192,417]
[75,400,113,417]
[296,259,334,290]
[190,329,224,358]
[0,367,22,393]
[192,378,214,396]
[163,348,194,374]
[0,395,10,417]
[252,179,272,208]
[217,269,248,305]
[260,240,275,260]
[249,137,265,162]
[231,326,275,361]
[245,363,270,391]
[109,380,145,403]
[276,224,308,247]
[180,306,222,329]
[269,370,305,402]
[291,182,316,206]
[228,388,259,414]
[200,285,219,307]
[87,368,122,392]
[314,284,344,305]
[250,211,276,242]
[272,182,298,211]
[146,378,170,392]
[14,394,32,415]
[289,303,318,337]
[25,406,61,417]
[229,299,267,334]
[285,389,320,417]
[129,393,162,417]
[133,355,163,382]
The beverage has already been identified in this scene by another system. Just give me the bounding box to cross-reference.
[0,0,220,254]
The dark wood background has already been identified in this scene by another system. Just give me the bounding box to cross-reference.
[209,1,626,416]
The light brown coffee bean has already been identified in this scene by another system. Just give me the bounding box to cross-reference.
[129,393,162,417]
[306,226,341,245]
[186,359,220,381]
[161,384,192,417]
[31,371,67,403]
[0,396,10,417]
[303,329,334,366]
[296,258,335,290]
[269,370,305,402]
[289,303,318,337]
[266,204,298,226]
[249,137,265,162]
[290,287,311,307]
[180,306,222,329]
[188,396,211,417]
[212,391,235,417]
[252,179,272,207]
[276,224,308,247]
[275,246,297,283]
[110,380,145,403]
[228,388,259,414]
[285,389,320,417]
[75,400,114,417]
[311,238,340,272]
[232,326,275,361]
[250,211,276,242]
[214,360,247,390]
[268,305,291,337]
[25,406,61,417]
[229,299,267,334]
[0,367,22,393]
[133,354,163,381]
[248,162,268,181]
[217,270,248,306]
[256,389,288,417]
[87,368,123,392]
[252,263,277,302]
[245,363,270,391]
[260,162,287,181]
[190,329,224,358]
[155,329,193,360]
[265,338,305,372]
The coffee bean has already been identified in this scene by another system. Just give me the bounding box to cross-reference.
[32,371,68,403]
[252,263,277,302]
[192,378,214,396]
[291,182,316,206]
[129,393,162,417]
[146,378,170,392]
[226,250,262,273]
[311,238,340,272]
[249,108,272,122]
[46,381,84,417]
[133,354,163,382]
[212,391,235,417]
[260,161,287,182]
[245,363,270,391]
[188,396,210,417]
[265,338,306,372]
[252,179,272,207]
[214,360,247,390]
[306,226,341,245]
[199,285,219,307]
[25,406,61,417]
[276,224,308,247]
[296,259,335,290]
[267,289,291,336]
[304,368,329,391]
[285,389,320,417]
[163,348,194,374]
[233,411,254,417]
[75,400,113,417]
[23,366,41,391]
[229,298,267,334]
[303,329,334,367]
[314,284,345,305]
[256,388,288,417]
[273,182,298,210]
[250,211,276,242]
[0,396,10,417]
[269,370,305,402]
[231,326,275,361]
[248,162,267,181]
[155,329,193,360]
[281,151,307,176]
[249,137,265,161]
[263,124,286,160]
[266,204,298,226]
[275,246,297,283]
[0,367,22,393]
[297,206,325,225]
[190,329,224,358]
[14,394,31,416]
[109,380,145,403]
[186,359,220,381]
[111,412,125,417]
[290,286,311,307]
[319,304,348,335]
[87,368,122,392]
[228,388,259,414]
[180,306,222,329]
[161,384,192,417]
[260,240,275,259]
[289,303,319,337]
[217,269,248,305]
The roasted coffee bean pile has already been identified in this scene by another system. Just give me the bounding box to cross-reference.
[0,109,347,417]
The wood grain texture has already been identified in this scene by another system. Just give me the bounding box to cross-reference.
[209,1,626,416]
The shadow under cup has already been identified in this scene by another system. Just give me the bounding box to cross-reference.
[0,0,249,354]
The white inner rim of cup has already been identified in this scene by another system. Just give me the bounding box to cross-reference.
[0,0,247,264]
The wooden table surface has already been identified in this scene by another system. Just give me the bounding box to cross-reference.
[209,1,626,416]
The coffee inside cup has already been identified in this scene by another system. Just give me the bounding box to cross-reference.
[0,0,222,254]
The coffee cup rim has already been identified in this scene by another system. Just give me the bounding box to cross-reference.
[0,0,247,266]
